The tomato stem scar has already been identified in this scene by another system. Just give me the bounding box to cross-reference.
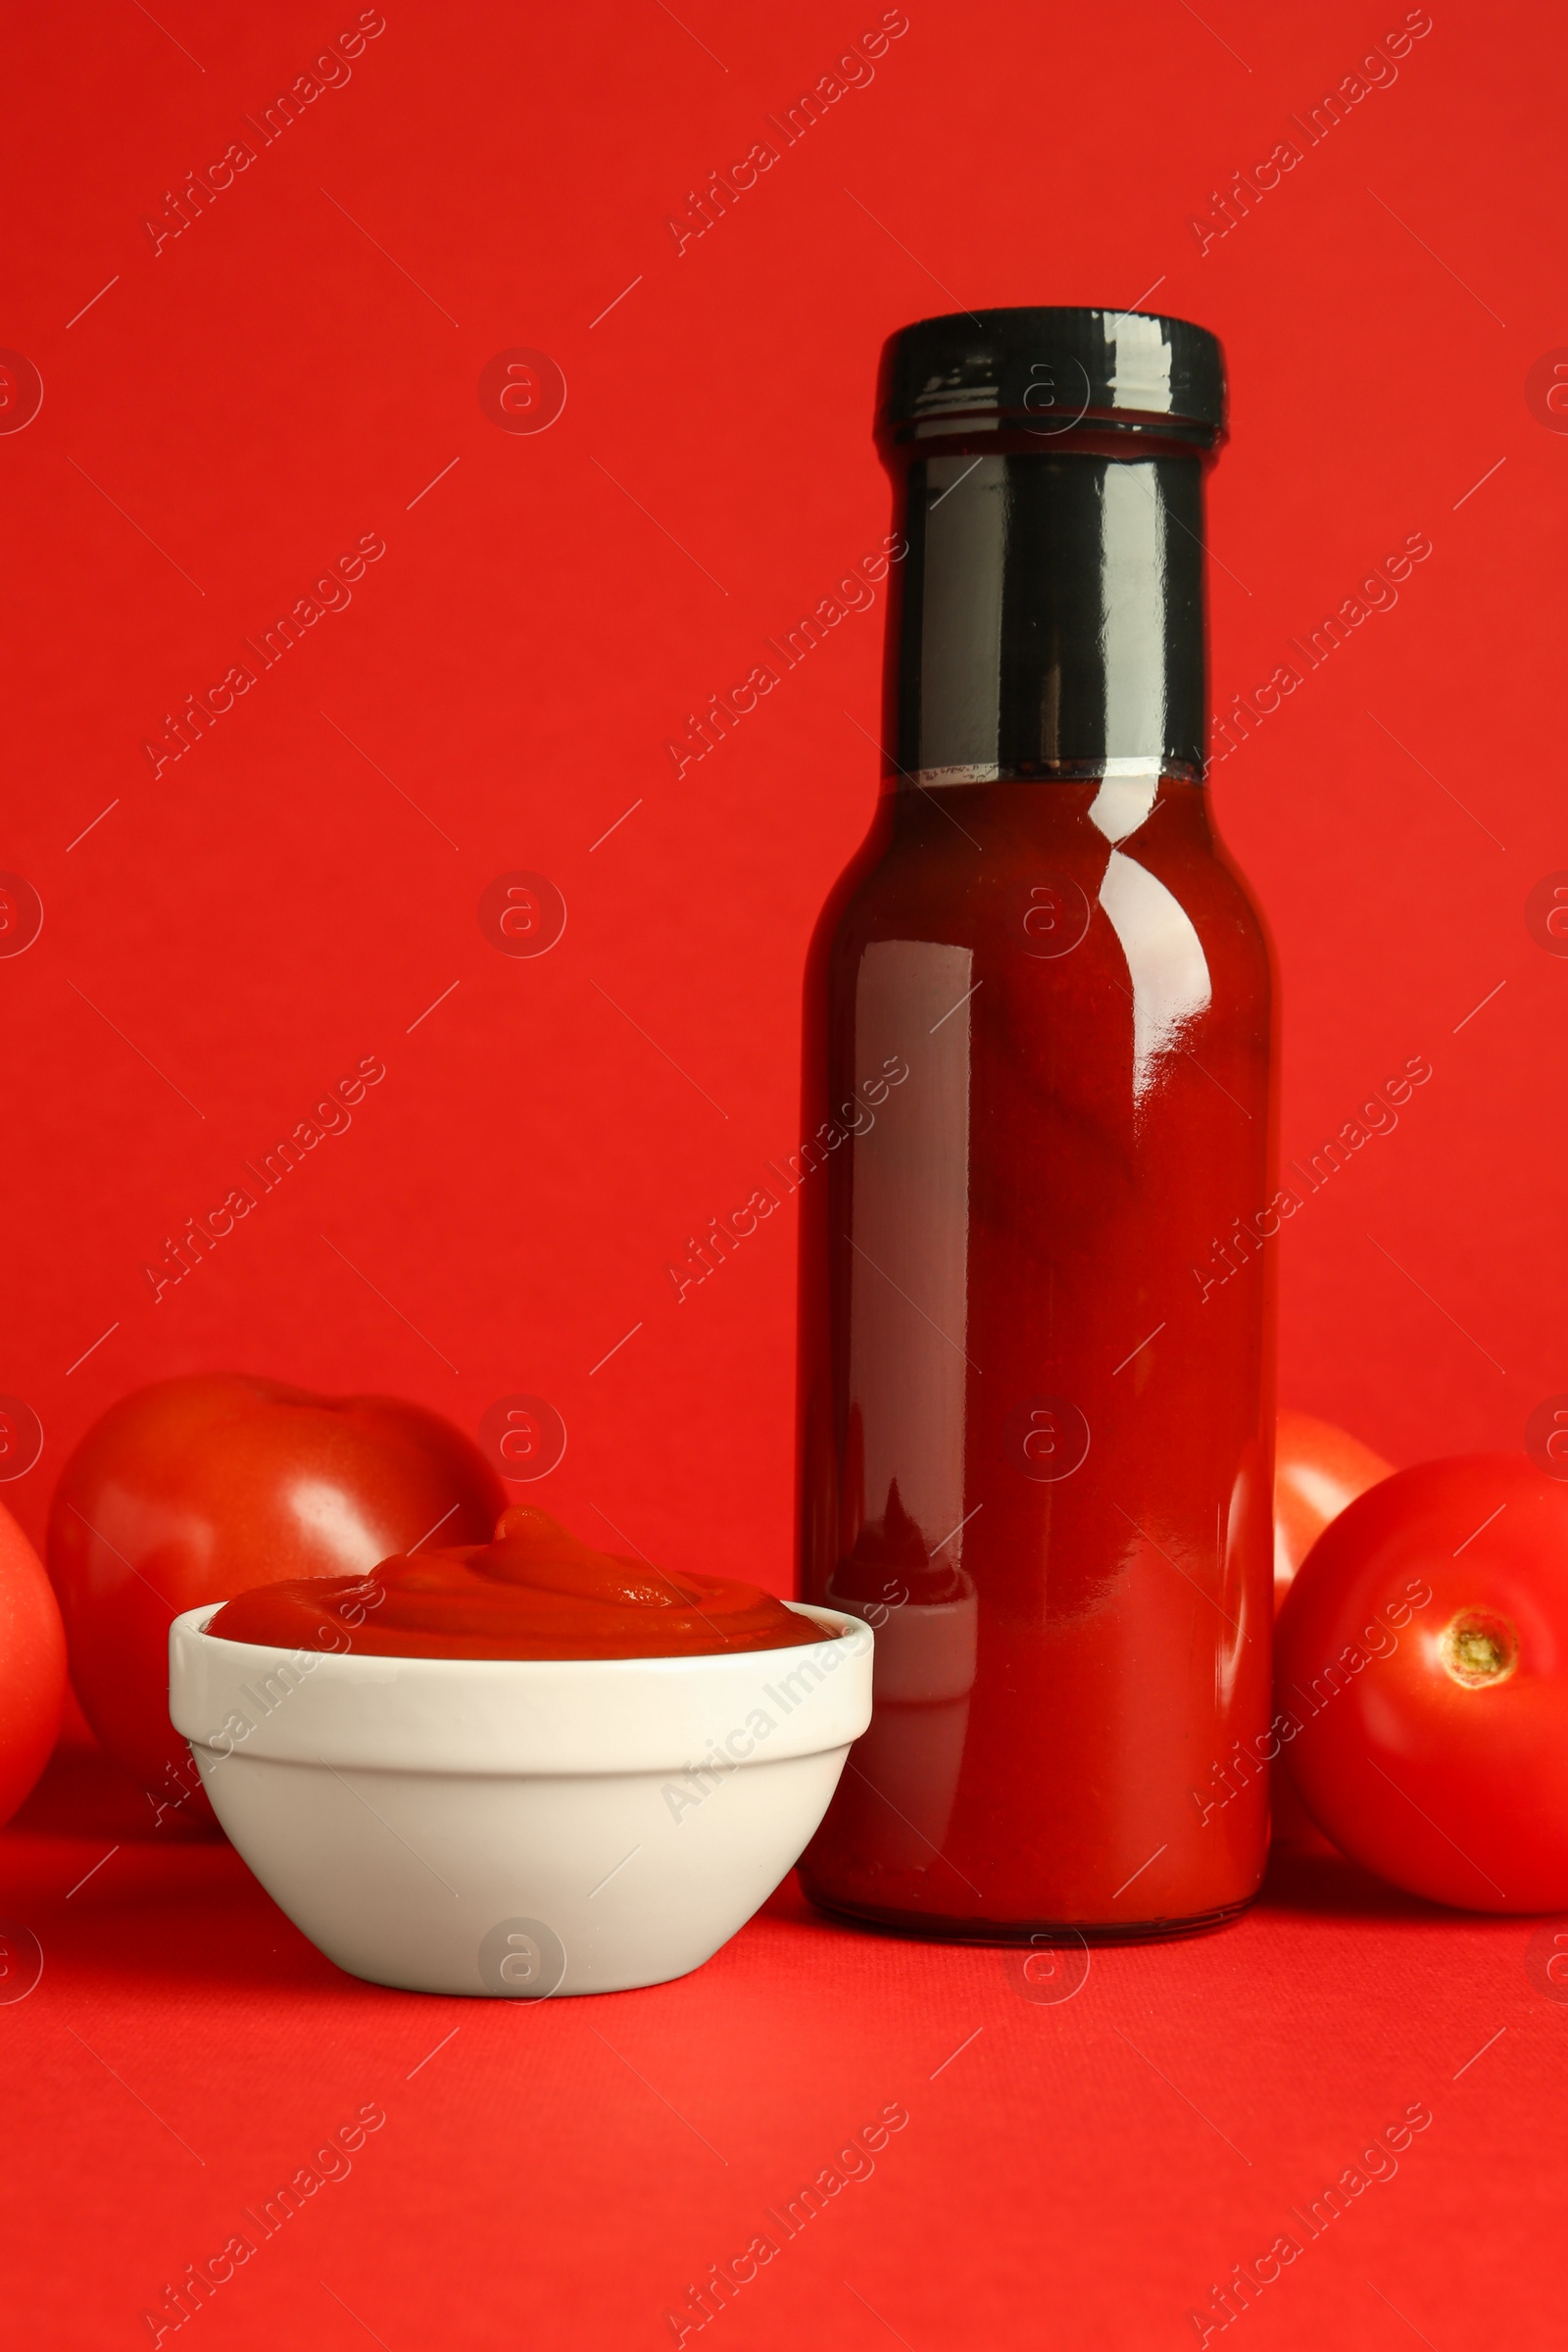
[1442,1612,1518,1688]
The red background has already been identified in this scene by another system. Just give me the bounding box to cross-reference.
[2,1,1563,2345]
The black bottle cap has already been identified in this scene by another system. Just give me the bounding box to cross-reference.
[878,307,1226,449]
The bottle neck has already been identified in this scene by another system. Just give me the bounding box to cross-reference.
[884,440,1210,784]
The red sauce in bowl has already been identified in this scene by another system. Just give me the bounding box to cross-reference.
[206,1506,834,1661]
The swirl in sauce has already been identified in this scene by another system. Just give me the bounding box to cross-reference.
[207,1505,835,1661]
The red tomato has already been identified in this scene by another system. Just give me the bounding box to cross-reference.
[0,1498,68,1828]
[1277,1454,1568,1912]
[48,1375,504,1818]
[1273,1407,1394,1604]
[1270,1409,1393,1859]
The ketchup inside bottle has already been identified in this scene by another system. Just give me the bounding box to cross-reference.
[795,309,1277,1939]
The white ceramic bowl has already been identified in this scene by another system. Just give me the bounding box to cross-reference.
[169,1601,870,1997]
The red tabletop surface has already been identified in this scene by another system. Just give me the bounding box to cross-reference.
[2,1740,1558,2351]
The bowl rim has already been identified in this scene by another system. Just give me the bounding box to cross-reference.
[170,1600,872,1775]
[170,1596,863,1677]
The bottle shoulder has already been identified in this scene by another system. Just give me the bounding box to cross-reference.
[813,781,1271,974]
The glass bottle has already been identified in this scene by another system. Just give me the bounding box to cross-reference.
[796,308,1276,1939]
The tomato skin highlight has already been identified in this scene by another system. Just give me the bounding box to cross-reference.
[0,1499,69,1828]
[1277,1454,1568,1912]
[47,1375,504,1811]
